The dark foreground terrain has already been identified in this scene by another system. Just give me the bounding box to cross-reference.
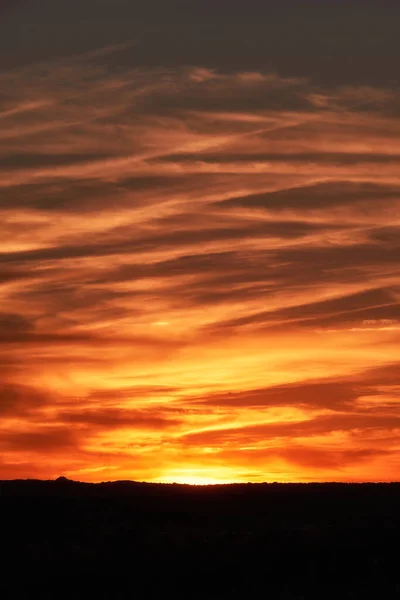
[1,479,400,598]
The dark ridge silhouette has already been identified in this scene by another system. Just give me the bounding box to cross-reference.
[1,478,400,598]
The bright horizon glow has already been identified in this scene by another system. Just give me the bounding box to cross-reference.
[155,475,238,486]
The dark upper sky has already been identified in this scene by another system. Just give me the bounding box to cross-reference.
[1,0,400,85]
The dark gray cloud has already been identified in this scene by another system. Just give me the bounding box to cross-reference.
[0,152,113,170]
[183,413,400,447]
[0,220,344,264]
[0,312,34,336]
[1,0,399,86]
[0,383,51,417]
[207,288,400,331]
[155,153,400,166]
[0,428,77,452]
[56,408,181,430]
[275,446,393,470]
[215,182,400,212]
[191,381,364,411]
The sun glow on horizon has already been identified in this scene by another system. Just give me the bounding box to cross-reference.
[158,476,235,486]
[154,469,245,486]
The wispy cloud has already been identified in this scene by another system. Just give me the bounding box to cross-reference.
[0,51,399,482]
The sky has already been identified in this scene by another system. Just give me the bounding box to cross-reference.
[0,1,399,484]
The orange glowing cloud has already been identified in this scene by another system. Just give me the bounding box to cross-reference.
[0,50,399,483]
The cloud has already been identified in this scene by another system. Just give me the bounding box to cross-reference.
[207,288,400,332]
[275,446,393,470]
[190,379,365,410]
[0,50,399,482]
[215,181,400,212]
[180,413,400,448]
[2,0,400,90]
[0,428,77,453]
[56,408,181,430]
[0,383,51,417]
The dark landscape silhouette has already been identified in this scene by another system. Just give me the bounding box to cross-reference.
[1,478,400,598]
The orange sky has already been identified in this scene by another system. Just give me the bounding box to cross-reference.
[0,50,399,483]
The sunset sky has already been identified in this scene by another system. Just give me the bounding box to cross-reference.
[1,0,399,483]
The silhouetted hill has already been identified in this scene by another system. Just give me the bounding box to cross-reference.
[1,479,400,598]
[2,476,400,497]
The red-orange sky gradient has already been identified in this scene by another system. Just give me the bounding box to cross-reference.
[1,3,400,484]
